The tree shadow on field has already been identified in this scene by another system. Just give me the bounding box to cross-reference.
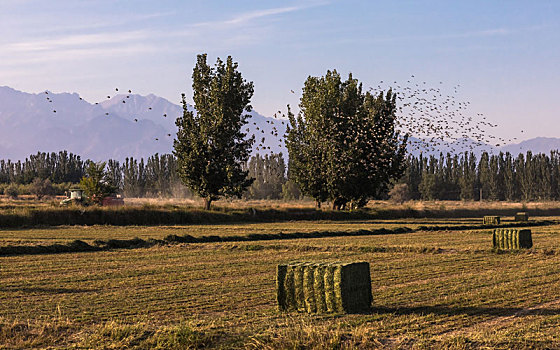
[369,305,560,317]
[0,286,99,294]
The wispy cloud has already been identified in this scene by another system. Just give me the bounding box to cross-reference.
[4,30,149,53]
[225,6,302,25]
[2,3,319,54]
[41,11,176,34]
[0,2,328,70]
[189,2,325,29]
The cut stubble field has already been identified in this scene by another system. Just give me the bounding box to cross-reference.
[2,217,560,349]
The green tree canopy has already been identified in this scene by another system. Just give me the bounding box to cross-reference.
[79,161,117,205]
[174,54,254,210]
[286,70,408,209]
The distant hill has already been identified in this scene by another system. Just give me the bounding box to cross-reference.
[499,137,560,156]
[406,136,560,158]
[0,86,287,161]
[0,86,558,161]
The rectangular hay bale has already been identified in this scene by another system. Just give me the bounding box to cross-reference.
[515,212,529,222]
[493,228,532,249]
[483,216,501,225]
[277,261,372,314]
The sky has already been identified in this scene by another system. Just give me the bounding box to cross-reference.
[1,0,559,142]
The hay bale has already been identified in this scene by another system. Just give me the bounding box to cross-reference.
[493,228,533,249]
[483,216,501,225]
[515,212,529,222]
[277,261,372,314]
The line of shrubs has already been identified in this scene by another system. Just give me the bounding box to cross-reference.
[1,206,560,228]
[0,180,73,198]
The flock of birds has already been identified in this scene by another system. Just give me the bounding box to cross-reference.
[44,88,173,142]
[369,75,522,154]
[41,75,525,155]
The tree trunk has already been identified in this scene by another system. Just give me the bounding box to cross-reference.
[316,201,321,209]
[331,198,347,211]
[204,197,212,210]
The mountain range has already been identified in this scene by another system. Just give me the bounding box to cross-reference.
[0,86,287,161]
[0,86,558,161]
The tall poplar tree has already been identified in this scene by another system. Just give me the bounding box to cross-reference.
[174,54,254,210]
[286,70,408,209]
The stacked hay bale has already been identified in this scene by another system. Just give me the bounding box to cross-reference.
[493,228,533,249]
[277,262,372,313]
[483,216,501,225]
[515,212,529,222]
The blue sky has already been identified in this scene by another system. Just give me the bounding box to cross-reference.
[1,0,558,141]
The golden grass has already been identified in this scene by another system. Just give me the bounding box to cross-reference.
[0,217,512,247]
[4,194,560,211]
[2,221,560,348]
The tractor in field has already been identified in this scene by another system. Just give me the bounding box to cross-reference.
[60,188,85,205]
[60,188,124,206]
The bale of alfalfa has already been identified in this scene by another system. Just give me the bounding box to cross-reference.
[483,216,501,225]
[277,261,372,314]
[493,228,532,249]
[515,212,529,222]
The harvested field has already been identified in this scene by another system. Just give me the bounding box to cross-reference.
[2,218,560,348]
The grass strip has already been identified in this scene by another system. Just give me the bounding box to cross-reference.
[1,206,559,228]
[0,220,552,257]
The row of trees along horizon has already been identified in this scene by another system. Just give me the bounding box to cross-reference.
[0,151,300,201]
[0,150,559,203]
[0,54,552,208]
